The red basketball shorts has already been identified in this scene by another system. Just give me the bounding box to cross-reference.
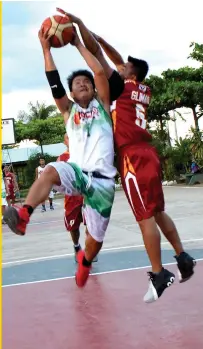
[64,195,84,231]
[6,188,15,201]
[118,144,165,221]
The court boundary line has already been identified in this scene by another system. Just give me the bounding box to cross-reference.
[2,209,202,229]
[3,237,203,266]
[2,258,203,288]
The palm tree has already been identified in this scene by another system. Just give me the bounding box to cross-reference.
[17,101,61,154]
[18,101,59,123]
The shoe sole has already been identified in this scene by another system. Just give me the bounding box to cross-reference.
[3,207,24,236]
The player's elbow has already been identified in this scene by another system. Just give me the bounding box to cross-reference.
[94,67,105,78]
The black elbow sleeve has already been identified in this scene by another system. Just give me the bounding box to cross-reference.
[108,70,124,102]
[46,70,66,99]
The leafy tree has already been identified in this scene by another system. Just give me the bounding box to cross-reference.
[161,67,203,130]
[162,66,203,82]
[24,152,57,188]
[189,42,203,64]
[189,128,203,166]
[15,117,65,153]
[18,101,59,123]
[146,75,171,131]
[173,137,193,173]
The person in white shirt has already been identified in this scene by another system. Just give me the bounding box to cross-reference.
[35,157,54,211]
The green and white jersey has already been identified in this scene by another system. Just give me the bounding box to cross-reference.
[66,98,116,178]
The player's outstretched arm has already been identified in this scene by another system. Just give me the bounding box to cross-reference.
[57,8,124,72]
[38,28,71,123]
[91,32,125,73]
[73,31,110,114]
[56,8,113,79]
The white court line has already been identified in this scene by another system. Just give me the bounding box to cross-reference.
[2,214,196,229]
[3,237,203,266]
[28,219,64,226]
[163,186,203,189]
[2,258,203,288]
[180,187,203,189]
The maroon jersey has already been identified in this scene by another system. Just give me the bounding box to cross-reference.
[57,151,83,211]
[57,151,70,162]
[112,79,152,148]
[5,172,14,190]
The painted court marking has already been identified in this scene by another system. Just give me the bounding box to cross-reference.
[3,258,203,288]
[2,213,198,230]
[3,237,203,266]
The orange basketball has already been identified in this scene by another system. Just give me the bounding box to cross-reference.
[41,15,74,48]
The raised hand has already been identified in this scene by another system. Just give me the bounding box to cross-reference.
[71,26,81,47]
[56,8,81,24]
[38,27,52,51]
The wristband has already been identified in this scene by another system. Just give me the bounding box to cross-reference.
[46,70,66,99]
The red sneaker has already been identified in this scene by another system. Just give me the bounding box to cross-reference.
[75,250,91,288]
[3,206,30,236]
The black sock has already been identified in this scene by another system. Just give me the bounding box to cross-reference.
[23,205,34,216]
[82,256,92,267]
[74,244,81,253]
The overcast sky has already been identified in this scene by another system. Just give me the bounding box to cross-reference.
[2,0,203,140]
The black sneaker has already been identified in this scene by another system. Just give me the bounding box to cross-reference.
[50,205,54,210]
[144,268,175,303]
[175,252,196,283]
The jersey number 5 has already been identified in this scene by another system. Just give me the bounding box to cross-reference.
[135,104,146,129]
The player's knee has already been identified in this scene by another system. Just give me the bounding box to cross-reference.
[43,165,61,186]
[154,211,165,223]
[86,228,104,243]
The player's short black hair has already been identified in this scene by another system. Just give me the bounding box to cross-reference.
[128,56,149,82]
[67,70,95,92]
[39,156,45,160]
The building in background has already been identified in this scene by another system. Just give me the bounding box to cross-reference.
[2,143,66,189]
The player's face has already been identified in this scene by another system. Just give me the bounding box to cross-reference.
[4,166,9,173]
[39,159,45,167]
[72,76,94,103]
[121,62,136,79]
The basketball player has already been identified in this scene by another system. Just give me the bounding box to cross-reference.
[35,157,54,211]
[57,134,98,263]
[3,165,17,206]
[4,28,115,287]
[57,9,196,302]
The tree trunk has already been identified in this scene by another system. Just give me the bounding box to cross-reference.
[40,142,44,155]
[159,114,163,132]
[191,106,199,130]
[167,121,172,147]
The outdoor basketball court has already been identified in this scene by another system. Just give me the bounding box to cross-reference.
[2,187,203,349]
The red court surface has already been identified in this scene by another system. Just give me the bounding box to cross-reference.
[3,263,203,349]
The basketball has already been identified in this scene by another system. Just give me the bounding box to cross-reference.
[41,15,74,48]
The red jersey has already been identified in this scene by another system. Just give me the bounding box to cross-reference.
[57,150,83,210]
[57,151,70,162]
[5,172,14,190]
[112,80,152,148]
